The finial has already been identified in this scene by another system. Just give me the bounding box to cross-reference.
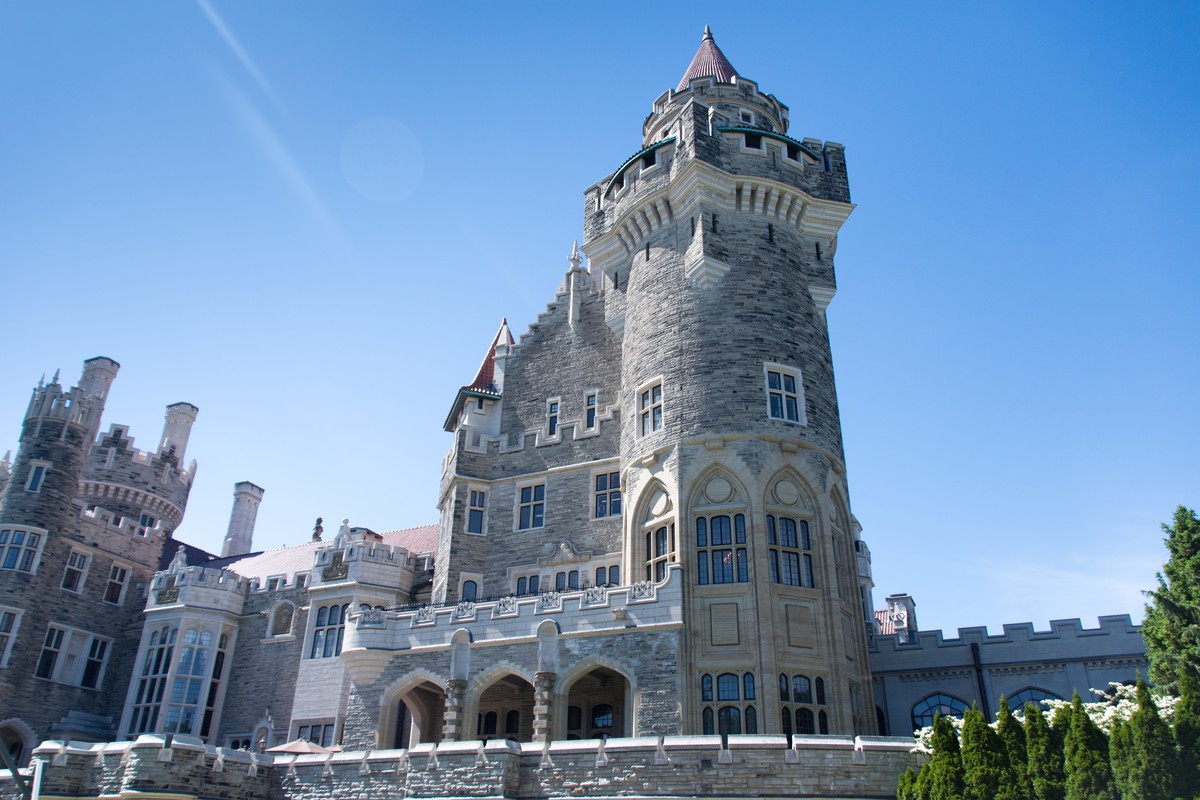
[38,374,45,388]
[51,369,60,385]
[703,24,712,40]
[568,240,582,271]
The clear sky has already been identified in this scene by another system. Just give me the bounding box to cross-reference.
[1,2,1197,636]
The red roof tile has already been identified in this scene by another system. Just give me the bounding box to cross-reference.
[465,319,513,394]
[874,609,896,636]
[677,26,739,91]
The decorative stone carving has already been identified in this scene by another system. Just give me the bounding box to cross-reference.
[415,606,435,624]
[584,586,606,605]
[704,476,733,504]
[631,581,655,599]
[322,553,348,581]
[494,596,517,615]
[455,601,475,620]
[358,607,384,627]
[538,592,561,610]
[773,478,800,506]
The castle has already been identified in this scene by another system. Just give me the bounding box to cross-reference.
[0,28,1145,799]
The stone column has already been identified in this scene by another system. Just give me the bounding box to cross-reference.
[442,679,468,742]
[533,671,556,743]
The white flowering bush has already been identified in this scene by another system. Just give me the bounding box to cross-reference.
[909,682,1179,752]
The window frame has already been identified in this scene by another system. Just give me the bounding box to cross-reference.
[34,624,111,689]
[780,672,829,736]
[545,397,561,440]
[466,488,487,535]
[700,671,758,735]
[0,526,47,574]
[0,607,22,668]
[637,380,664,437]
[584,392,598,430]
[695,513,749,586]
[25,461,50,493]
[593,471,622,519]
[309,603,349,659]
[516,482,546,531]
[763,363,807,425]
[104,562,131,605]
[767,515,815,588]
[61,549,90,593]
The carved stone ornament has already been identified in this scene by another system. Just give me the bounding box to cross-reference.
[631,581,654,599]
[358,607,385,627]
[156,587,179,604]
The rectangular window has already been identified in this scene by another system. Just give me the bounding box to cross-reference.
[35,626,65,679]
[639,382,663,436]
[546,400,559,438]
[0,528,44,573]
[105,564,129,604]
[767,516,814,588]
[81,638,108,688]
[37,627,111,687]
[585,393,597,429]
[696,515,748,585]
[0,608,20,667]
[766,365,806,424]
[594,472,621,518]
[137,513,156,537]
[467,490,486,534]
[518,484,545,530]
[26,463,48,493]
[298,723,336,747]
[516,574,541,595]
[62,550,89,592]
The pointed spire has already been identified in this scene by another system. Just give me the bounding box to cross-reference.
[677,26,739,91]
[51,368,60,385]
[568,240,582,271]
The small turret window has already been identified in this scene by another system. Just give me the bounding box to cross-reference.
[639,382,663,436]
[25,462,49,493]
[765,364,806,425]
[467,490,486,534]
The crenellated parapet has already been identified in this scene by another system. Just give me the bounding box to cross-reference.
[871,614,1145,655]
[79,423,196,534]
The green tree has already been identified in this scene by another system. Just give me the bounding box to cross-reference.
[1122,678,1179,800]
[925,713,966,800]
[962,704,1010,800]
[996,696,1032,800]
[1176,669,1200,800]
[896,766,918,800]
[1108,717,1133,799]
[1025,703,1065,800]
[1064,693,1115,800]
[1142,506,1200,690]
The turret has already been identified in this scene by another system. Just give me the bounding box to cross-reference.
[159,402,199,462]
[0,360,112,533]
[221,481,265,558]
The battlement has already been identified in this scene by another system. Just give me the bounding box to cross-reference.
[343,565,684,665]
[149,565,249,613]
[18,731,921,800]
[871,614,1143,654]
[79,503,167,538]
[79,423,196,532]
[23,380,99,431]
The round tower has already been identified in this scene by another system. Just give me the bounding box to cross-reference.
[220,480,265,558]
[584,29,873,735]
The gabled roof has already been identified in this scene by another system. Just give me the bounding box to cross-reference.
[677,26,739,91]
[443,320,513,432]
[204,524,439,582]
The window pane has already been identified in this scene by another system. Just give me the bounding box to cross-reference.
[717,673,739,701]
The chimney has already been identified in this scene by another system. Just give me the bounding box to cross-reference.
[221,481,265,558]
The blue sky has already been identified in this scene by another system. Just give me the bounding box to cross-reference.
[1,2,1197,635]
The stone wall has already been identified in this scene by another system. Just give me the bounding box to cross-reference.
[7,733,923,800]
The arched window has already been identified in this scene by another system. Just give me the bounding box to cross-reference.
[310,603,349,659]
[271,604,294,636]
[818,710,828,734]
[793,675,812,704]
[767,516,814,587]
[696,514,748,584]
[702,707,714,734]
[641,489,675,582]
[778,673,789,702]
[717,673,739,701]
[701,674,713,701]
[482,711,498,736]
[504,710,520,735]
[592,704,614,729]
[1006,688,1062,711]
[780,707,793,736]
[911,693,968,731]
[462,581,478,601]
[701,671,757,735]
[128,626,176,736]
[815,677,826,705]
[780,672,828,737]
[718,706,742,735]
[743,673,756,701]
[796,708,815,735]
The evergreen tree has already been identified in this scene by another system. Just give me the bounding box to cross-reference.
[1176,669,1200,800]
[896,766,918,800]
[962,704,1009,800]
[1123,678,1179,800]
[996,696,1032,800]
[1025,703,1065,800]
[924,713,966,800]
[1142,506,1200,690]
[915,761,932,800]
[1108,717,1133,800]
[1063,693,1115,800]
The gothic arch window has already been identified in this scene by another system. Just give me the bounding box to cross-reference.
[764,474,816,589]
[700,671,757,734]
[1006,687,1062,711]
[911,693,968,731]
[692,473,750,587]
[310,603,349,659]
[639,488,675,582]
[781,672,829,736]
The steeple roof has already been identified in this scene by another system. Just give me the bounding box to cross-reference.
[677,26,739,91]
[443,319,514,432]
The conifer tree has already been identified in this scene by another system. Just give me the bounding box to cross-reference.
[996,696,1032,800]
[962,704,1009,800]
[1142,506,1200,690]
[925,713,966,800]
[896,766,918,800]
[1176,669,1200,800]
[915,762,932,800]
[1063,693,1115,800]
[1108,717,1133,800]
[1025,703,1065,800]
[1123,678,1179,800]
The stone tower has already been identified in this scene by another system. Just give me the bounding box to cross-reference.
[221,480,265,557]
[583,27,874,735]
[0,358,199,756]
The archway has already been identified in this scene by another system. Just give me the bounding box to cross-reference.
[563,666,630,739]
[378,675,447,749]
[475,674,536,742]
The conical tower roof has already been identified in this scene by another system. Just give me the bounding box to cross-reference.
[677,26,739,91]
